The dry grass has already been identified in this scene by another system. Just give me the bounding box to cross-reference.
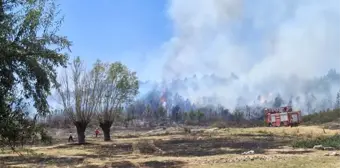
[1,125,340,168]
[192,155,340,168]
[225,126,339,136]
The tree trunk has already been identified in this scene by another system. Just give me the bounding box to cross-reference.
[75,121,87,144]
[99,121,113,141]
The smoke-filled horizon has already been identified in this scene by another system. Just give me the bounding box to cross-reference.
[139,69,340,114]
[143,0,340,111]
[43,0,340,116]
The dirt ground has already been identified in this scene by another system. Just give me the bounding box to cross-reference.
[0,126,340,168]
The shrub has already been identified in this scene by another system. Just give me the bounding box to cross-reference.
[302,109,340,125]
[247,120,266,127]
[135,140,156,154]
[184,120,198,126]
[135,140,163,154]
[39,129,53,145]
[183,127,191,134]
[211,121,227,129]
[292,134,340,149]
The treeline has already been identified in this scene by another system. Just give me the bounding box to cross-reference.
[40,99,265,130]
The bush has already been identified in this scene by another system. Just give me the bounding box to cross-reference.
[211,121,227,129]
[183,127,191,134]
[39,129,53,145]
[184,120,198,126]
[302,109,340,125]
[292,134,340,149]
[244,120,267,127]
[135,140,163,154]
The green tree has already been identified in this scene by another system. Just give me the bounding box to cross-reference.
[183,112,189,121]
[196,110,205,122]
[96,61,139,141]
[189,110,197,121]
[0,0,71,148]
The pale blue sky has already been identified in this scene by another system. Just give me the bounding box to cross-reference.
[58,0,172,80]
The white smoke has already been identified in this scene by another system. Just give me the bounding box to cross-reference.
[159,0,340,110]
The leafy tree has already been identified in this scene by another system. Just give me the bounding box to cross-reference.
[0,96,31,148]
[0,0,71,148]
[189,110,197,121]
[196,110,205,122]
[183,112,189,121]
[96,61,139,141]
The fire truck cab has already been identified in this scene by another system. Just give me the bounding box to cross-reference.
[264,106,301,127]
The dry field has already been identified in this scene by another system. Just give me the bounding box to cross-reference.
[1,126,340,168]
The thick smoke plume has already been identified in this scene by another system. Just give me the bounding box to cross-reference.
[156,0,340,112]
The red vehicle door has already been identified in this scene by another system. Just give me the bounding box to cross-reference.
[275,113,281,126]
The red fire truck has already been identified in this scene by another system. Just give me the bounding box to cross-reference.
[264,106,301,127]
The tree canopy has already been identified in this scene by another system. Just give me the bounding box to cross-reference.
[94,61,139,141]
[0,0,71,148]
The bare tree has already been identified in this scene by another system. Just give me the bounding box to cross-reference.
[56,57,102,144]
